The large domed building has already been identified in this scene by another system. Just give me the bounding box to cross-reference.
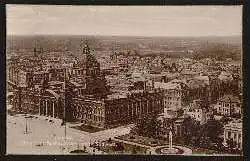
[70,43,109,98]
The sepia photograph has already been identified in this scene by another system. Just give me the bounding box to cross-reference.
[6,5,242,155]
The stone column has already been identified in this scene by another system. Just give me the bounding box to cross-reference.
[42,101,45,115]
[136,102,140,116]
[131,103,133,118]
[138,102,141,116]
[54,102,57,118]
[240,132,242,149]
[179,125,182,136]
[39,100,41,115]
[139,102,141,116]
[134,103,137,116]
[236,132,239,148]
[150,100,155,112]
[223,130,227,144]
[127,104,130,120]
[45,100,48,116]
[52,101,55,118]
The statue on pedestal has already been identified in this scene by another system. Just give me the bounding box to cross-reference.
[169,130,172,150]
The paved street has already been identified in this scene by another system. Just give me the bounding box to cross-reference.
[7,114,132,154]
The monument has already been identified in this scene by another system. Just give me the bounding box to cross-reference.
[154,129,192,155]
[169,130,172,150]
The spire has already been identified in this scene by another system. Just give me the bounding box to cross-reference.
[81,38,90,55]
[82,42,90,55]
[34,48,37,57]
[83,43,90,55]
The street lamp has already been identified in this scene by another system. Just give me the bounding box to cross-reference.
[63,68,67,139]
[64,107,66,139]
[24,114,28,134]
[89,137,92,147]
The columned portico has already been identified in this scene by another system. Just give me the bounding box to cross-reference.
[223,121,242,150]
[39,89,61,118]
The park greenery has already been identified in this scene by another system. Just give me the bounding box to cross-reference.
[131,114,225,151]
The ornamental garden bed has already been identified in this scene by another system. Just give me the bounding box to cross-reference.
[192,147,218,154]
[115,134,167,147]
[93,138,148,154]
[71,124,105,133]
[69,149,89,154]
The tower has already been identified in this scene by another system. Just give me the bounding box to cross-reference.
[82,42,108,98]
[208,73,220,104]
[34,48,37,57]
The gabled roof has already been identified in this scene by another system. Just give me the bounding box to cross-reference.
[45,89,60,100]
[154,82,180,90]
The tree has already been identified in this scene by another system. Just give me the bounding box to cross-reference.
[114,142,125,152]
[131,117,146,136]
[191,43,241,61]
[201,118,223,145]
[146,116,162,138]
[131,147,137,154]
[182,116,201,145]
[132,114,162,138]
[161,118,174,136]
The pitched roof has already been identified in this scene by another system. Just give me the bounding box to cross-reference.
[219,95,240,103]
[154,82,180,90]
[45,89,60,100]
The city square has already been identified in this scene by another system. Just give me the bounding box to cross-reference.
[6,5,242,155]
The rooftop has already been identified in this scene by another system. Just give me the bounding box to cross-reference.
[106,93,127,100]
[154,82,180,90]
[224,120,242,130]
[219,94,241,103]
[49,81,63,85]
[45,89,60,100]
[70,81,82,87]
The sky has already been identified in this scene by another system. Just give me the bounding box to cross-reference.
[6,5,242,37]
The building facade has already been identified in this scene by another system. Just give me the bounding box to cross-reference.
[183,99,211,125]
[154,81,188,118]
[70,90,164,128]
[213,95,242,117]
[223,120,242,150]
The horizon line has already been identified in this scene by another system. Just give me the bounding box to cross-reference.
[6,34,242,38]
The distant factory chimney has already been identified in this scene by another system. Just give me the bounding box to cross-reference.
[34,48,37,57]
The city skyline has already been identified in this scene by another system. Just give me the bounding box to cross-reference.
[7,5,242,37]
[6,5,243,156]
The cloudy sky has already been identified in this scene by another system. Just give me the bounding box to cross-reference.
[7,5,242,37]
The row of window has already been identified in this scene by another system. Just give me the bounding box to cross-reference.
[164,91,181,96]
[191,113,201,119]
[164,101,180,106]
[217,107,242,116]
[105,102,159,116]
[74,111,103,122]
[219,102,241,107]
[73,69,86,75]
[218,107,230,114]
[164,97,181,101]
[88,69,99,75]
[226,131,242,142]
[74,105,103,116]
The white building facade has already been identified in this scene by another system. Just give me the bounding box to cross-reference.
[223,120,242,150]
